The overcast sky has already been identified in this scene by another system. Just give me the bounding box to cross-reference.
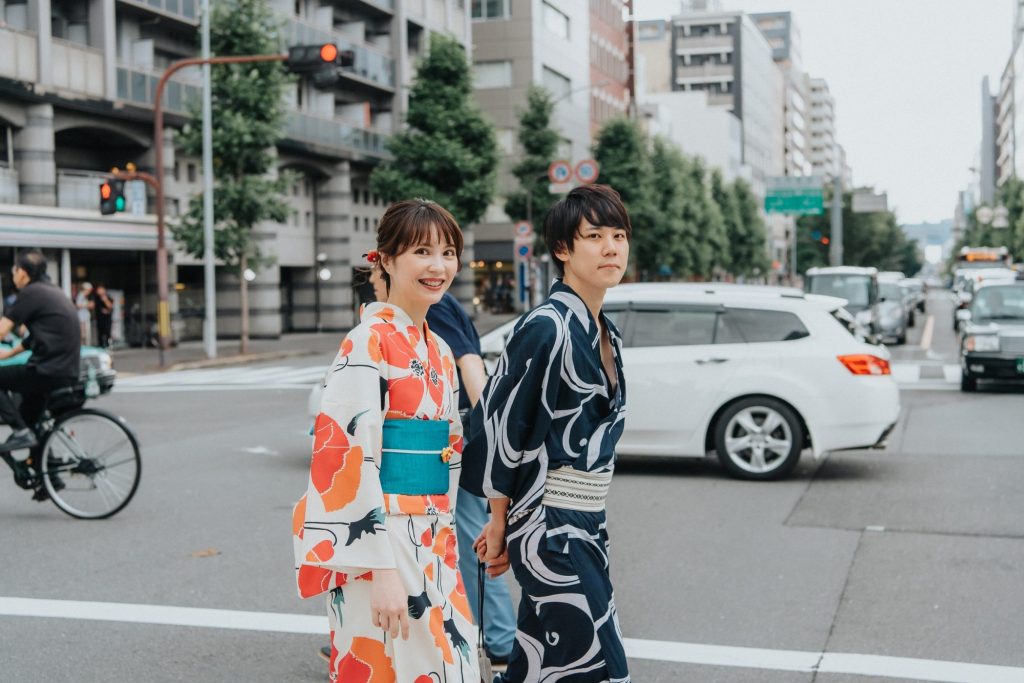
[634,0,1014,225]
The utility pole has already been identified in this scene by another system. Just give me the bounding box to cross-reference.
[830,171,843,267]
[201,0,216,359]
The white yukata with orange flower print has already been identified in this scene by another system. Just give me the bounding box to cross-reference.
[293,302,479,683]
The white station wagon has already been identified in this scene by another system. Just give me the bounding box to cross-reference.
[480,283,900,480]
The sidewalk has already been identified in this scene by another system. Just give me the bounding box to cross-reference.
[110,310,518,376]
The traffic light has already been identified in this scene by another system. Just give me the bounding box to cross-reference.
[99,180,125,215]
[286,43,355,87]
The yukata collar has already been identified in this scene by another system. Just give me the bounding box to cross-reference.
[548,279,617,350]
[361,301,431,337]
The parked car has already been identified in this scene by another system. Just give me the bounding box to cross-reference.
[477,283,899,481]
[805,266,881,340]
[0,340,116,396]
[956,281,1024,391]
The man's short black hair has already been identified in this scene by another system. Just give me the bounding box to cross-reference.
[543,184,632,276]
[15,249,47,282]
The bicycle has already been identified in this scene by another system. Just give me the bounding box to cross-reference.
[1,383,141,519]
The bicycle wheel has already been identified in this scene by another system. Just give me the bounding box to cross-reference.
[40,408,141,519]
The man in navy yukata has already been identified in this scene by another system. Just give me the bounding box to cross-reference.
[464,184,632,683]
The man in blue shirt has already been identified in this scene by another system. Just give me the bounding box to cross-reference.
[426,291,517,665]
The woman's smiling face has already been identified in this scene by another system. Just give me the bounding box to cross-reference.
[381,226,459,310]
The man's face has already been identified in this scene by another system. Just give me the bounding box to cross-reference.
[11,266,29,290]
[556,218,629,291]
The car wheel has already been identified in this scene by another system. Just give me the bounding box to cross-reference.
[960,372,977,392]
[714,397,804,481]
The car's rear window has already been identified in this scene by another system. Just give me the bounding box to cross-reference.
[716,308,809,343]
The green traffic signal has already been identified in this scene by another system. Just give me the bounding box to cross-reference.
[115,195,125,212]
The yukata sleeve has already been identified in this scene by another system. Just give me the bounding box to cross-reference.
[293,324,395,593]
[461,315,562,506]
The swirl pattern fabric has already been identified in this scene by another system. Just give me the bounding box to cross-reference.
[463,281,629,682]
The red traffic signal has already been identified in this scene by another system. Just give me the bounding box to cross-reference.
[287,44,355,87]
[99,180,125,215]
[319,44,338,63]
[100,183,112,200]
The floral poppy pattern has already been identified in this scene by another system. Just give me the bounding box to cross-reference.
[294,302,478,682]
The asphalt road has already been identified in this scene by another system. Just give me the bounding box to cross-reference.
[0,290,1021,682]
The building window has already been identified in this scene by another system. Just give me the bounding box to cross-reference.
[187,163,197,183]
[542,66,571,102]
[471,0,508,20]
[474,60,513,89]
[542,2,569,40]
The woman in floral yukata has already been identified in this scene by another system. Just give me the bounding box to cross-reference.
[293,198,479,683]
[463,184,632,683]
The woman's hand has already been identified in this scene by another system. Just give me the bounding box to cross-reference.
[473,518,510,577]
[369,569,409,640]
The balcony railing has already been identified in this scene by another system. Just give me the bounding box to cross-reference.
[117,64,202,114]
[674,34,734,51]
[52,38,105,97]
[286,17,395,88]
[119,0,199,22]
[675,63,733,80]
[0,167,19,205]
[0,25,38,82]
[57,170,110,211]
[285,111,389,158]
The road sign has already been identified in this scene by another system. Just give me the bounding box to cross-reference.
[516,243,532,260]
[765,190,824,215]
[548,160,572,184]
[575,159,599,184]
[852,191,888,213]
[514,220,533,238]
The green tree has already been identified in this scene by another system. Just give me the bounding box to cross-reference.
[371,33,498,226]
[710,169,741,275]
[592,118,660,279]
[171,0,291,354]
[505,85,559,230]
[647,137,691,277]
[680,156,727,278]
[796,189,921,274]
[731,178,770,277]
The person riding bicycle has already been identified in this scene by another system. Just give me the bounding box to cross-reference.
[0,249,81,454]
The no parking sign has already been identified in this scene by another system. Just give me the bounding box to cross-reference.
[575,159,599,184]
[548,160,572,184]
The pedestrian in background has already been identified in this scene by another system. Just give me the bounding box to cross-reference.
[463,184,632,683]
[426,290,517,667]
[74,282,93,345]
[93,285,114,348]
[293,198,479,683]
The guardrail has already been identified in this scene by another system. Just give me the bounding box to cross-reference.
[117,64,201,114]
[285,111,389,157]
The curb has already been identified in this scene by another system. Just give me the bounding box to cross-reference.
[165,348,322,372]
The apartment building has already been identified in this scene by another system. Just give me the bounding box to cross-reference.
[589,0,631,135]
[807,76,837,178]
[469,0,591,304]
[0,0,470,341]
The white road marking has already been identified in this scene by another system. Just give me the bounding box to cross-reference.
[1,597,1022,682]
[919,314,935,351]
[114,364,325,392]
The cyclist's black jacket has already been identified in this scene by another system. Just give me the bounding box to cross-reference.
[5,281,81,379]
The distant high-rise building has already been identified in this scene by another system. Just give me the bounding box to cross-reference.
[995,39,1022,188]
[980,76,997,204]
[589,0,632,135]
[808,77,838,178]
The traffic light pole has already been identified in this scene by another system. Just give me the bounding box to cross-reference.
[152,53,288,366]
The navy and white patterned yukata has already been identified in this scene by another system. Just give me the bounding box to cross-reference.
[462,280,629,683]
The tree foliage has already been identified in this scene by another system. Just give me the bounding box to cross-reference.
[171,0,291,350]
[371,33,498,226]
[796,189,921,274]
[955,177,1024,263]
[505,85,559,226]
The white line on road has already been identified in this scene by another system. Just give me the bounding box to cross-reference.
[920,314,935,351]
[1,597,1021,682]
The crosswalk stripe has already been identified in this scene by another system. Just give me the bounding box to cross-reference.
[1,597,1021,682]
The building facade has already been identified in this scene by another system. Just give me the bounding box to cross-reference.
[588,0,631,136]
[469,0,592,307]
[0,0,470,342]
[807,76,837,178]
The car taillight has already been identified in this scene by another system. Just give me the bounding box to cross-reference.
[837,354,891,375]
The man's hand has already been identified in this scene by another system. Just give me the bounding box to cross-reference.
[369,568,410,640]
[473,517,510,577]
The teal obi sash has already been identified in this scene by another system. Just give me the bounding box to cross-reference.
[380,419,451,495]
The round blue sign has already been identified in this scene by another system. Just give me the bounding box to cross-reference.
[517,245,530,257]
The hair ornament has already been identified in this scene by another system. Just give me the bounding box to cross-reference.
[364,250,379,264]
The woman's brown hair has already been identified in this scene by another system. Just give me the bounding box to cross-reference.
[374,198,464,291]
